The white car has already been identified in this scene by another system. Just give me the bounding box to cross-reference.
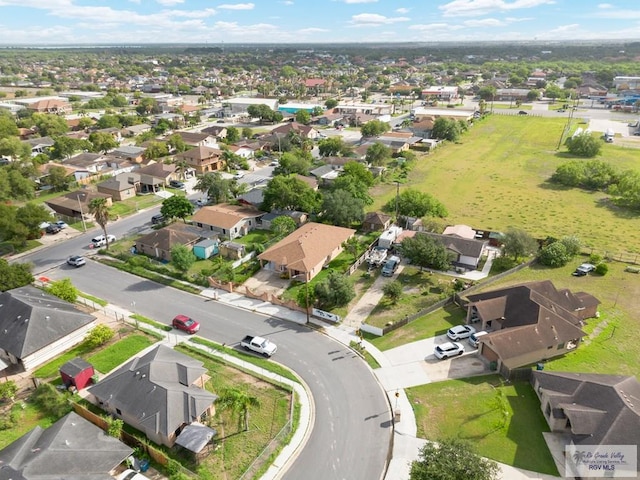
[67,255,86,267]
[233,172,245,180]
[446,325,476,341]
[54,221,68,229]
[117,470,149,480]
[434,342,465,359]
[572,263,596,276]
[90,234,116,248]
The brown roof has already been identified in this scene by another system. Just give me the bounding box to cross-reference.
[136,223,200,251]
[258,222,355,273]
[364,211,392,226]
[191,203,264,229]
[173,132,213,145]
[137,162,176,179]
[294,174,318,190]
[176,145,222,162]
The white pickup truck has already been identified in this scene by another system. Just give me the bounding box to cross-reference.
[241,335,277,357]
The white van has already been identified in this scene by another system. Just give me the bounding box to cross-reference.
[90,234,116,248]
[468,331,488,348]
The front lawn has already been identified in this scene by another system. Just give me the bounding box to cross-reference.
[406,375,558,476]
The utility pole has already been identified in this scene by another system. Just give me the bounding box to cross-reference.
[395,181,400,221]
[77,194,87,232]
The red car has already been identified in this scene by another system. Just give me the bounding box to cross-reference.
[171,315,200,334]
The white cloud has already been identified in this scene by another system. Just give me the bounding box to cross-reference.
[281,0,294,4]
[546,23,579,33]
[218,3,255,10]
[396,8,410,14]
[350,13,410,26]
[593,9,640,19]
[297,27,330,34]
[155,0,184,6]
[342,0,378,3]
[464,18,506,26]
[597,3,613,8]
[440,0,556,18]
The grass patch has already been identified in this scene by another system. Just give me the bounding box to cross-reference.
[406,375,558,476]
[98,258,202,294]
[78,292,108,307]
[368,303,466,351]
[86,334,156,373]
[0,401,61,449]
[130,313,172,332]
[234,229,275,247]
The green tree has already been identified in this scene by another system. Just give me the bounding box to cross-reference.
[332,174,373,206]
[365,142,392,166]
[46,165,71,191]
[0,113,18,140]
[226,126,240,143]
[401,234,451,271]
[502,227,538,261]
[88,197,112,250]
[545,84,564,101]
[171,244,197,272]
[565,132,602,158]
[538,241,570,267]
[0,259,33,291]
[261,175,320,213]
[431,117,462,142]
[384,189,448,219]
[16,203,52,238]
[275,149,312,176]
[295,109,311,125]
[84,324,114,349]
[32,113,68,137]
[0,380,17,401]
[270,215,297,239]
[410,438,499,480]
[477,85,497,101]
[144,141,169,159]
[167,133,188,153]
[241,127,253,139]
[360,119,390,137]
[0,137,31,161]
[342,161,374,187]
[321,190,365,227]
[318,136,351,157]
[195,172,232,204]
[324,98,338,109]
[89,132,118,154]
[610,170,640,209]
[216,387,261,432]
[47,278,79,303]
[383,280,403,304]
[161,195,194,223]
[51,136,90,159]
[314,270,355,309]
[560,235,581,257]
[96,114,121,129]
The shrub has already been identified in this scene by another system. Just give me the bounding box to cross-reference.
[105,416,124,438]
[490,256,518,273]
[0,380,18,401]
[382,280,403,303]
[538,242,570,267]
[595,263,609,276]
[589,253,603,265]
[31,383,71,417]
[84,324,114,349]
[47,278,79,303]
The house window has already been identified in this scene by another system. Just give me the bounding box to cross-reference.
[116,408,122,416]
[545,403,551,418]
[547,345,553,349]
[557,342,565,350]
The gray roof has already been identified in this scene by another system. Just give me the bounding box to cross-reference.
[0,411,132,480]
[0,286,96,360]
[417,231,487,259]
[532,371,640,457]
[97,173,139,192]
[174,423,217,453]
[59,357,93,377]
[238,187,265,206]
[88,345,217,440]
[112,145,146,157]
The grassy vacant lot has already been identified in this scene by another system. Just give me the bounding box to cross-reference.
[406,375,558,476]
[370,115,640,254]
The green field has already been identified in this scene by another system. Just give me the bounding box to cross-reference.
[370,115,640,254]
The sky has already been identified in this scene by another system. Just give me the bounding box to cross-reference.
[0,0,639,45]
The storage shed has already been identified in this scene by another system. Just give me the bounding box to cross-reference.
[60,357,95,391]
[193,238,219,259]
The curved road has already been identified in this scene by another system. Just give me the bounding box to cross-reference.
[17,213,393,480]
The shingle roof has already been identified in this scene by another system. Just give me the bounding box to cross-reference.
[192,203,264,229]
[0,286,96,359]
[364,211,392,226]
[0,412,132,479]
[136,223,201,251]
[258,222,355,273]
[418,231,486,258]
[87,345,217,441]
[533,371,640,455]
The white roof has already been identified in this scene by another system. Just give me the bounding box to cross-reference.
[225,97,278,107]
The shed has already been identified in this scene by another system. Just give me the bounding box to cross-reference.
[219,241,245,260]
[193,238,219,259]
[60,357,95,391]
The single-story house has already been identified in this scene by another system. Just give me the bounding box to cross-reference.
[219,240,246,260]
[237,187,265,208]
[191,203,265,240]
[200,125,227,139]
[270,122,320,140]
[417,231,488,270]
[24,136,55,156]
[261,209,308,230]
[0,412,133,479]
[0,286,97,372]
[137,162,178,193]
[258,222,356,281]
[171,131,217,147]
[363,212,392,232]
[88,344,217,448]
[175,146,225,175]
[531,371,640,479]
[122,123,152,137]
[96,173,140,201]
[464,281,600,376]
[442,224,476,240]
[135,223,201,261]
[111,145,146,163]
[45,190,112,221]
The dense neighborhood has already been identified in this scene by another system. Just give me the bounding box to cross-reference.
[0,39,639,480]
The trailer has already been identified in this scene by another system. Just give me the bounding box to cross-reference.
[366,246,388,267]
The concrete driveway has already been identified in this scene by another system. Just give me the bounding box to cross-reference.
[373,334,489,390]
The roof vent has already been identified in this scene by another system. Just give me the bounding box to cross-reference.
[141,374,146,378]
[135,371,140,376]
[45,316,50,321]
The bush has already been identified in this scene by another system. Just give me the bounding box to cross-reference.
[490,256,518,273]
[382,281,403,303]
[589,253,603,265]
[84,324,114,349]
[595,263,609,276]
[31,383,71,417]
[538,242,570,267]
[47,278,79,303]
[0,380,18,401]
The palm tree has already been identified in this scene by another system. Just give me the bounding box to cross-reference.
[216,387,260,432]
[88,197,111,250]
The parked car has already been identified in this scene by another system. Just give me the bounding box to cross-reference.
[446,325,476,341]
[434,342,464,359]
[90,234,116,248]
[67,255,86,267]
[195,199,205,207]
[216,119,225,123]
[151,214,165,225]
[54,220,68,229]
[233,172,245,180]
[572,263,596,276]
[269,160,279,167]
[468,330,488,348]
[381,255,401,277]
[172,314,200,334]
[518,110,528,115]
[117,470,150,480]
[39,221,51,230]
[169,180,185,189]
[45,224,61,234]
